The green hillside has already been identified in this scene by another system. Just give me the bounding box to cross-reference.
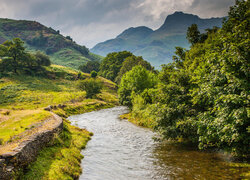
[0,18,102,69]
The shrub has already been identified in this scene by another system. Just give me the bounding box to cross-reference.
[77,79,103,98]
[90,71,97,78]
[35,51,51,66]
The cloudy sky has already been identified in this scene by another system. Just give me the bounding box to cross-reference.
[0,0,234,48]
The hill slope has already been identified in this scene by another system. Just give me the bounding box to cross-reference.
[0,64,118,179]
[91,12,224,68]
[0,18,102,69]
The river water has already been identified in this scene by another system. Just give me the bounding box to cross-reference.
[68,106,249,180]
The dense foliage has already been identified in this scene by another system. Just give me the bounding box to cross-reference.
[0,38,51,76]
[79,61,100,73]
[77,78,103,98]
[99,51,154,84]
[99,51,133,81]
[90,70,98,78]
[118,65,157,107]
[115,55,154,84]
[119,0,249,157]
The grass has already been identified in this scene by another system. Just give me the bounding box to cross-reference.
[50,48,93,69]
[20,120,92,180]
[0,64,118,179]
[120,112,157,129]
[0,110,51,144]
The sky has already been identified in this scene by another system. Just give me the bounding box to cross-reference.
[0,0,234,48]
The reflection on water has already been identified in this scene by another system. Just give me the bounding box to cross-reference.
[68,106,249,180]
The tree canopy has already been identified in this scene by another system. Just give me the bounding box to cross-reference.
[99,51,133,81]
[79,61,100,73]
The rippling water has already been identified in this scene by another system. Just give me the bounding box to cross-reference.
[68,106,249,180]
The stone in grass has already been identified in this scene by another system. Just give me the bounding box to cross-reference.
[44,105,53,111]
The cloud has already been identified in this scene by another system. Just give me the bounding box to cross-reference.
[0,0,235,48]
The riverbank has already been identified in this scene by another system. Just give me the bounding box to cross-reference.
[0,65,118,179]
[120,112,250,178]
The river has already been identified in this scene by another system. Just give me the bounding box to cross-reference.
[68,106,249,180]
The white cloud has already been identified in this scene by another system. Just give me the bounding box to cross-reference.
[137,0,195,20]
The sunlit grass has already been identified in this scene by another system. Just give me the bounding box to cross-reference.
[0,110,51,144]
[20,121,91,180]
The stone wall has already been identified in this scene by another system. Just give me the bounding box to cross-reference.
[0,113,63,180]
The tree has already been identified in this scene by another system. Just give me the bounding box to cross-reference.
[118,65,157,107]
[0,38,51,76]
[99,51,133,81]
[66,36,73,41]
[0,38,26,73]
[79,61,100,73]
[77,78,103,98]
[90,70,98,78]
[172,47,186,68]
[186,24,200,45]
[115,55,154,84]
[35,51,51,66]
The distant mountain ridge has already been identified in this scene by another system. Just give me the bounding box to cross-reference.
[91,11,225,68]
[0,18,102,69]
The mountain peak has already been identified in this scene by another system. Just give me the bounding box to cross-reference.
[156,11,222,34]
[117,26,153,40]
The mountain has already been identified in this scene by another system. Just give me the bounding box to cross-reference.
[0,18,102,69]
[91,12,224,68]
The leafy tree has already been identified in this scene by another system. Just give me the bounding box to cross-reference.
[99,51,133,81]
[0,38,26,73]
[115,55,154,84]
[172,47,186,68]
[66,36,73,41]
[186,24,200,45]
[90,70,98,78]
[79,61,100,73]
[118,65,157,107]
[35,51,51,66]
[77,78,103,98]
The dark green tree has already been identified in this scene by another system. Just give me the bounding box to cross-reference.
[99,51,133,81]
[90,70,98,78]
[0,38,26,73]
[172,47,186,68]
[35,51,51,66]
[186,24,200,45]
[115,55,154,84]
[79,61,100,73]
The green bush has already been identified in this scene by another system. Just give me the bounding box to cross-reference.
[90,70,98,78]
[77,79,103,98]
